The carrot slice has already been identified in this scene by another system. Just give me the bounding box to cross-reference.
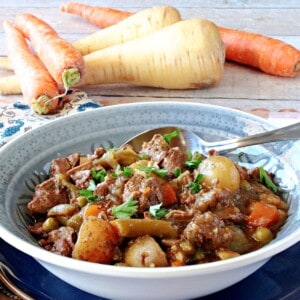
[60,2,133,28]
[3,21,60,114]
[14,13,85,89]
[84,203,105,218]
[161,183,177,207]
[247,202,279,228]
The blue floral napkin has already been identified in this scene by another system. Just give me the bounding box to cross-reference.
[0,91,101,147]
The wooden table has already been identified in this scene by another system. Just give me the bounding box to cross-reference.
[0,1,299,299]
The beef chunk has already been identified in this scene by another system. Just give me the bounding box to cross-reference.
[28,177,69,214]
[67,161,93,189]
[140,134,169,164]
[27,221,44,236]
[123,174,164,212]
[162,147,187,174]
[183,211,232,250]
[40,226,76,256]
[49,153,80,177]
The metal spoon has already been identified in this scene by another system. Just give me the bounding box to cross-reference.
[122,122,300,155]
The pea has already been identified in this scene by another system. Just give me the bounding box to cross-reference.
[42,217,59,233]
[252,227,273,244]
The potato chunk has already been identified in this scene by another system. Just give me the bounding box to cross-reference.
[72,218,118,263]
[125,235,168,267]
[199,155,240,192]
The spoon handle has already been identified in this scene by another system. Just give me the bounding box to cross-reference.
[206,122,300,154]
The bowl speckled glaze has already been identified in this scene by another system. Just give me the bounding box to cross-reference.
[0,102,299,300]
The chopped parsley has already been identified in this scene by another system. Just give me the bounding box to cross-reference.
[189,173,204,194]
[79,169,106,202]
[122,166,134,177]
[258,167,278,193]
[137,165,168,179]
[149,203,169,219]
[173,168,182,178]
[79,189,99,202]
[185,154,202,170]
[111,198,138,219]
[163,129,180,144]
[112,165,134,178]
[91,169,107,182]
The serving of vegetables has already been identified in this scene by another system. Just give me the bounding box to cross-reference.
[27,130,288,267]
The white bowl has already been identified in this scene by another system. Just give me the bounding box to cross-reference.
[0,102,299,300]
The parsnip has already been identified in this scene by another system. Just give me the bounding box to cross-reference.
[0,75,21,94]
[80,19,225,89]
[0,56,12,70]
[73,5,181,55]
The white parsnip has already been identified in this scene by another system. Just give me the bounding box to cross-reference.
[73,5,181,55]
[0,56,12,70]
[0,75,21,94]
[80,19,225,89]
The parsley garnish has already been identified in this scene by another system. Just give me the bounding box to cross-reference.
[163,129,180,144]
[137,165,168,179]
[79,179,98,201]
[79,189,99,202]
[91,169,107,182]
[111,198,138,219]
[173,168,181,177]
[122,167,134,177]
[189,173,204,194]
[149,203,169,219]
[258,167,278,193]
[185,155,202,170]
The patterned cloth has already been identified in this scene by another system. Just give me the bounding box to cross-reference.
[0,91,101,147]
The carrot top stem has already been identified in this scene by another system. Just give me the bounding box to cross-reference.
[62,67,81,90]
[32,95,58,115]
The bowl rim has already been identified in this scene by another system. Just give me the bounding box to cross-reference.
[1,101,300,277]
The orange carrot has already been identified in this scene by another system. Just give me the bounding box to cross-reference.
[3,21,60,114]
[247,202,279,228]
[60,2,133,28]
[14,13,85,89]
[219,26,300,77]
[161,183,177,207]
[84,204,105,218]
